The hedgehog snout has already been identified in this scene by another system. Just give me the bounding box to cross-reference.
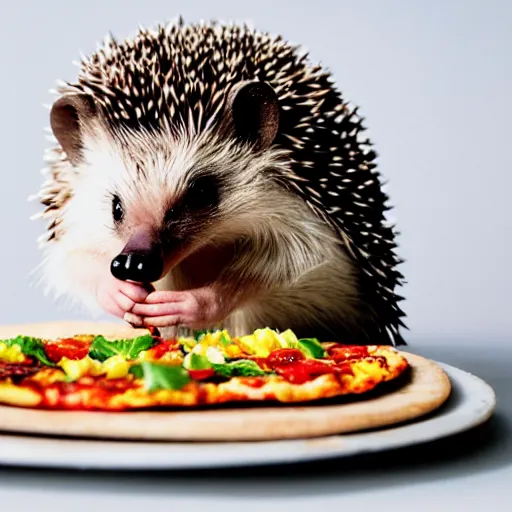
[110,229,164,283]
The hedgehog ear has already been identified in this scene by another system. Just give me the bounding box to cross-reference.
[50,94,97,166]
[228,81,280,150]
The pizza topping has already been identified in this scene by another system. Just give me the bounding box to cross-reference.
[0,343,27,364]
[58,356,104,381]
[223,342,244,358]
[0,327,409,409]
[179,327,327,362]
[143,340,180,360]
[187,368,215,380]
[211,359,267,378]
[267,348,305,365]
[187,343,226,363]
[1,336,56,366]
[58,354,132,381]
[101,355,131,379]
[204,346,225,364]
[241,377,266,388]
[0,361,41,381]
[183,353,212,371]
[183,351,267,380]
[44,337,91,362]
[296,339,326,359]
[327,345,370,362]
[129,362,191,391]
[88,334,156,362]
[273,360,353,385]
[236,328,283,357]
[180,329,243,360]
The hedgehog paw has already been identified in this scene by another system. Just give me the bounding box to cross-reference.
[96,276,152,320]
[128,286,228,330]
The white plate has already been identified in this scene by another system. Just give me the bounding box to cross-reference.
[0,361,496,470]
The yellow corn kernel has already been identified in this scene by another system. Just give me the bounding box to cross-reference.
[0,344,26,363]
[238,328,282,358]
[237,335,256,354]
[59,356,103,381]
[208,330,231,347]
[225,344,243,358]
[102,355,130,379]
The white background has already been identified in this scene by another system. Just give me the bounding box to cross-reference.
[0,2,511,509]
[2,0,511,344]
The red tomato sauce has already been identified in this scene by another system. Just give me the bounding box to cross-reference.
[326,345,369,362]
[242,377,266,388]
[273,360,353,385]
[250,348,355,385]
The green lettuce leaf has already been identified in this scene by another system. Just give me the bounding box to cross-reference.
[211,359,266,378]
[3,336,55,366]
[129,362,191,392]
[88,334,155,362]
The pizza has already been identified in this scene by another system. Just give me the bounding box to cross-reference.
[0,326,409,411]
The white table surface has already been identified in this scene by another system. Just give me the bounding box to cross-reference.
[0,339,509,512]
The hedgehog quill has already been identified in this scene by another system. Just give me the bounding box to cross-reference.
[32,18,406,346]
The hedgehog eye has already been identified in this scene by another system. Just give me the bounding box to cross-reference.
[186,175,220,211]
[112,195,124,223]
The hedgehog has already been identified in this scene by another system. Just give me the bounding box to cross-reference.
[31,17,407,346]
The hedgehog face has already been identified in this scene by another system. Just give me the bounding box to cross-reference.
[47,81,284,289]
[103,135,251,284]
[109,173,222,284]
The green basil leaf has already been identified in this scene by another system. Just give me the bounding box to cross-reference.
[211,359,266,378]
[88,334,155,362]
[129,362,191,392]
[3,336,55,366]
[129,364,144,379]
[298,338,326,358]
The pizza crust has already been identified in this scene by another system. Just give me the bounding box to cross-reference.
[0,321,451,441]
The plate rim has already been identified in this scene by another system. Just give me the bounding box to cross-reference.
[0,360,496,470]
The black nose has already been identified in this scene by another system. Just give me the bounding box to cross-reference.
[110,251,164,283]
